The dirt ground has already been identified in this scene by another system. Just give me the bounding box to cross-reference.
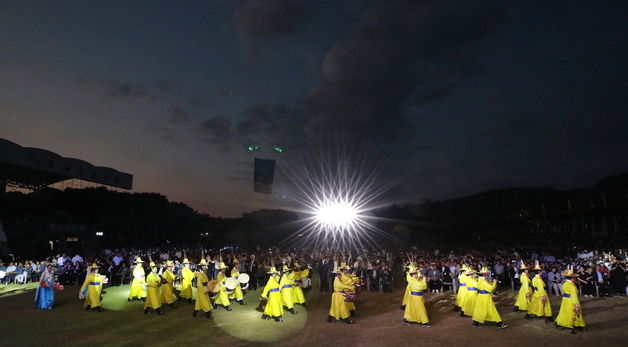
[1,278,626,347]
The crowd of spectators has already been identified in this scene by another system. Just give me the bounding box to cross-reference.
[1,246,626,300]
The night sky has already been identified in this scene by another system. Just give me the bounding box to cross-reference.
[2,1,627,217]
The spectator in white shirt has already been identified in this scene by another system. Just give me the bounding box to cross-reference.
[71,254,83,265]
[57,254,67,266]
[112,253,124,266]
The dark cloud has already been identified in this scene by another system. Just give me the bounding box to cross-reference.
[233,0,309,40]
[78,77,165,102]
[200,117,232,145]
[237,103,305,142]
[168,107,189,123]
[304,0,508,145]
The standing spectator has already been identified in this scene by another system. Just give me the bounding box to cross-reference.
[610,260,626,296]
[547,267,562,296]
[595,264,611,297]
[71,254,84,265]
[57,254,67,266]
[112,253,124,267]
[427,263,442,293]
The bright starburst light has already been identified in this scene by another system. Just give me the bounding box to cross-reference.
[314,199,358,231]
[275,137,405,252]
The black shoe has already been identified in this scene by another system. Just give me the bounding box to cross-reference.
[402,318,409,325]
[327,315,335,323]
[302,302,308,307]
[497,322,508,329]
[513,306,519,312]
[400,305,406,311]
[188,298,192,303]
[85,305,91,311]
[525,314,532,320]
[545,317,554,323]
[206,311,213,319]
[575,326,585,332]
[422,323,432,328]
[350,310,358,317]
[225,306,232,311]
[274,317,283,323]
[192,310,198,317]
[128,298,132,303]
[144,308,150,315]
[97,307,104,312]
[472,321,480,328]
[460,311,466,317]
[170,303,178,309]
[453,306,460,312]
[262,314,270,320]
[346,318,355,324]
[141,297,146,302]
[555,324,564,330]
[290,308,297,314]
[158,308,165,315]
[238,300,246,305]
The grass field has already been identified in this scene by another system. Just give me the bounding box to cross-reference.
[1,277,627,347]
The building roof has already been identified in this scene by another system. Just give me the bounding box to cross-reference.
[0,138,132,190]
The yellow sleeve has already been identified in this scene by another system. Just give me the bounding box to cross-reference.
[261,278,273,298]
[80,273,92,293]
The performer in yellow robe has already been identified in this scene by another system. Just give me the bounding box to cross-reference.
[192,259,213,319]
[214,261,232,311]
[402,268,431,327]
[292,263,308,307]
[454,264,469,312]
[328,264,356,324]
[261,267,284,322]
[514,263,531,312]
[472,267,507,328]
[461,269,478,317]
[229,262,246,305]
[161,260,177,308]
[555,266,586,332]
[128,257,147,302]
[527,261,553,322]
[339,266,357,315]
[280,265,297,314]
[79,263,106,312]
[401,263,416,310]
[179,258,194,302]
[144,262,164,315]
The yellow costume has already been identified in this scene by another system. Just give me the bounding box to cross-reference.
[461,272,478,316]
[402,263,415,309]
[161,262,177,306]
[340,271,356,313]
[472,274,504,327]
[229,267,245,303]
[128,257,147,301]
[555,268,585,330]
[280,266,296,312]
[144,264,164,314]
[193,262,213,318]
[80,264,105,312]
[214,262,232,310]
[514,270,531,312]
[261,267,284,321]
[454,265,469,311]
[528,272,552,318]
[292,266,308,306]
[328,274,355,322]
[403,272,430,326]
[179,259,194,301]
